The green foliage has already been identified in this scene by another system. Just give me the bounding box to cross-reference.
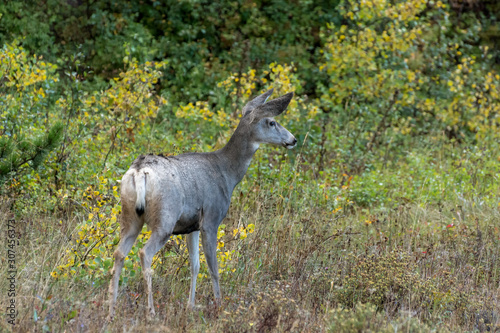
[0,42,63,184]
[320,0,500,171]
[321,0,429,167]
[346,145,500,208]
[0,122,63,182]
[0,0,341,105]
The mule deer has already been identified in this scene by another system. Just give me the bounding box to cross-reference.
[108,89,296,319]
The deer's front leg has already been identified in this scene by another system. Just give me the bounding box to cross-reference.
[186,230,200,309]
[201,228,221,304]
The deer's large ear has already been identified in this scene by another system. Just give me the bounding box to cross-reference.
[252,92,294,120]
[242,88,274,117]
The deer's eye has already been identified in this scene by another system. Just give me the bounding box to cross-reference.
[269,121,276,127]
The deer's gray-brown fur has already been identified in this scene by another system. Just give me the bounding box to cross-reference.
[107,89,296,319]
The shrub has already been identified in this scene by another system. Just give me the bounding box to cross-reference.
[327,302,443,333]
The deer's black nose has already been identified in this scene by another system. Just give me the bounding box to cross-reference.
[285,138,297,149]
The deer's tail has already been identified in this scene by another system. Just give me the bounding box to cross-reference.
[135,171,146,216]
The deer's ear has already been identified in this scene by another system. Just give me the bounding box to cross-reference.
[253,92,294,119]
[242,88,274,117]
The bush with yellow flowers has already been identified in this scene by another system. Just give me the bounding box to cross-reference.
[319,0,500,171]
[175,62,320,151]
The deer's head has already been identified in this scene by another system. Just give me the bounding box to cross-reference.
[241,89,297,149]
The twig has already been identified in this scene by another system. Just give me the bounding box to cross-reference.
[365,90,399,154]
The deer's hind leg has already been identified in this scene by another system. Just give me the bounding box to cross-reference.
[108,205,144,321]
[139,206,177,317]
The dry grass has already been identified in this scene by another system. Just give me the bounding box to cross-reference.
[1,175,499,332]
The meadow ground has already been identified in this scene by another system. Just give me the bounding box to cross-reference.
[1,146,499,332]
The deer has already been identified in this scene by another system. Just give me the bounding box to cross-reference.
[107,89,296,320]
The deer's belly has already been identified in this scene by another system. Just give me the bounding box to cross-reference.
[172,210,201,235]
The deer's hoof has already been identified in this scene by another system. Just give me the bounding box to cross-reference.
[187,302,202,311]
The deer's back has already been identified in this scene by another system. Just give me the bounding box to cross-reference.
[121,153,233,232]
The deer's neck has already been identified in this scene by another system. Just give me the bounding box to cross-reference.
[216,124,258,187]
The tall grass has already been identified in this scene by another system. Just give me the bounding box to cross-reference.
[1,146,499,332]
